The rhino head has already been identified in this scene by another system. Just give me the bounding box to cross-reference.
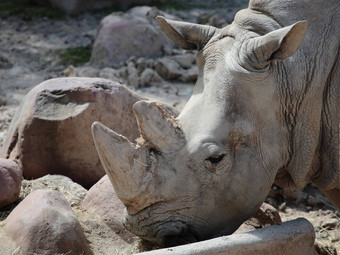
[92,14,307,246]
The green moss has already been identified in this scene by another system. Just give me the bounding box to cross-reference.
[59,46,92,67]
[0,0,66,20]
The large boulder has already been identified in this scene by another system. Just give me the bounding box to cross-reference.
[82,175,135,244]
[1,77,144,188]
[0,158,22,208]
[90,6,177,67]
[5,189,91,255]
[31,0,153,15]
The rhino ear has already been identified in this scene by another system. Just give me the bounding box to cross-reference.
[156,16,218,50]
[249,21,307,67]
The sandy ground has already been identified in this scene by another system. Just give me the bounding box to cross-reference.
[0,3,339,254]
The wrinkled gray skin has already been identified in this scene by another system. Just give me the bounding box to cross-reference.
[92,0,340,247]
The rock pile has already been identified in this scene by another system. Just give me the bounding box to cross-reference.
[85,6,199,88]
[71,52,198,89]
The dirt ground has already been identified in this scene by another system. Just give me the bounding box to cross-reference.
[0,2,339,254]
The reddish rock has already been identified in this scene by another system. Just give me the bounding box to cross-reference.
[253,202,282,226]
[5,189,91,255]
[82,175,135,243]
[236,203,282,233]
[0,158,22,208]
[1,77,144,188]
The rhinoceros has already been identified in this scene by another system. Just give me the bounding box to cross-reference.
[92,0,340,247]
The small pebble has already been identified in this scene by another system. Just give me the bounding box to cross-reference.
[322,219,338,230]
[330,233,340,242]
[278,202,286,211]
[319,231,330,238]
[306,206,313,211]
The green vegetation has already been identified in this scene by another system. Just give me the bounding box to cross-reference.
[59,46,92,67]
[0,0,66,20]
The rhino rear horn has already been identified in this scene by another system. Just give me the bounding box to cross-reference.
[133,101,185,153]
[156,16,218,50]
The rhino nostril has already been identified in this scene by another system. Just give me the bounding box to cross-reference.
[206,154,225,164]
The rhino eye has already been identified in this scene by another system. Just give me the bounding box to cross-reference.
[204,154,225,171]
[206,154,225,164]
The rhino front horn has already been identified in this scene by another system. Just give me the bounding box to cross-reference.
[91,121,151,212]
[133,101,185,153]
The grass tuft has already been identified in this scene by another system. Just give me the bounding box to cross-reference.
[59,46,92,67]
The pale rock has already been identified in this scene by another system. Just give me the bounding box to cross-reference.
[321,219,339,230]
[90,6,177,67]
[140,68,163,87]
[5,189,91,255]
[118,66,128,78]
[127,61,139,87]
[155,57,183,80]
[180,65,199,83]
[172,53,196,69]
[197,12,228,27]
[63,65,77,77]
[0,158,22,208]
[77,66,99,77]
[136,57,155,73]
[98,67,121,82]
[0,132,6,143]
[314,241,337,255]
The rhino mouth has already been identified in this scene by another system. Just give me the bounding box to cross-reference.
[153,221,200,247]
[123,201,203,247]
[162,228,199,247]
